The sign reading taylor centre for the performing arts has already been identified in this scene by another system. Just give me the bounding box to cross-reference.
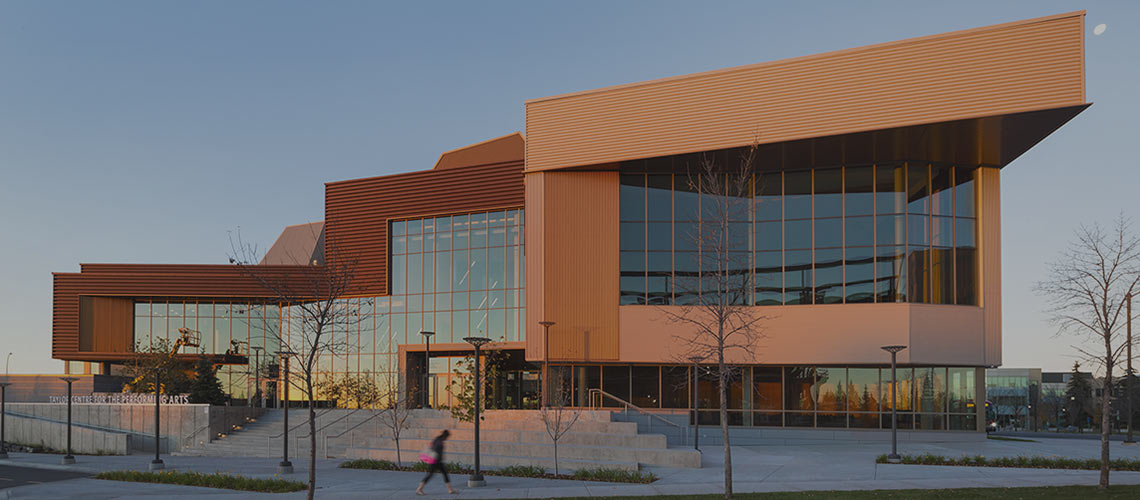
[48,393,193,405]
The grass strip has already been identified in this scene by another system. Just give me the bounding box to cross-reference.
[94,470,306,493]
[986,435,1037,442]
[876,452,1140,471]
[549,485,1140,499]
[339,459,657,483]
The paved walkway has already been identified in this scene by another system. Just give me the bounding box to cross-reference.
[4,437,1140,498]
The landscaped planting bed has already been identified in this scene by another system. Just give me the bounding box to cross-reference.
[338,459,658,483]
[876,452,1140,471]
[94,470,306,493]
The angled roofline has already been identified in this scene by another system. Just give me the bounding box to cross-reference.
[525,10,1086,105]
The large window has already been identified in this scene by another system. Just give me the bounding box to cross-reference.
[619,152,979,306]
[390,210,526,344]
[549,363,979,430]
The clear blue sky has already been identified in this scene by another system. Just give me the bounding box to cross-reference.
[1,1,1136,375]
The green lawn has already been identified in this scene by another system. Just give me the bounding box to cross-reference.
[548,485,1140,499]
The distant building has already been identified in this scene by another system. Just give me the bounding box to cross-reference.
[985,368,1041,430]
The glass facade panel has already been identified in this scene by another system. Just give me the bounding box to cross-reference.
[631,366,660,408]
[618,154,979,307]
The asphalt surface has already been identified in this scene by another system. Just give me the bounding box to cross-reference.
[0,464,90,490]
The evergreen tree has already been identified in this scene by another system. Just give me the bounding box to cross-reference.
[1065,361,1094,428]
[189,357,228,405]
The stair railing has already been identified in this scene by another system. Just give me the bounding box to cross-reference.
[587,388,688,445]
[266,407,337,456]
[292,408,362,456]
[323,408,390,458]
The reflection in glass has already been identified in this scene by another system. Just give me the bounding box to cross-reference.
[845,166,874,216]
[844,247,875,303]
[814,168,842,218]
[907,163,929,214]
[814,248,843,304]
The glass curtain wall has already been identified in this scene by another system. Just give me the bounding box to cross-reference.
[549,363,979,430]
[620,153,978,306]
[130,209,525,405]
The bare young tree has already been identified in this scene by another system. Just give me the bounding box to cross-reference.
[539,374,580,476]
[229,230,361,500]
[1037,215,1140,489]
[376,370,414,466]
[318,372,382,409]
[661,146,767,499]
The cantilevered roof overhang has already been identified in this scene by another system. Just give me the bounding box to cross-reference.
[524,11,1088,172]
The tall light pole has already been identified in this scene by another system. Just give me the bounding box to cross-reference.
[251,346,264,408]
[689,355,703,450]
[420,330,435,409]
[151,369,164,470]
[1126,292,1135,446]
[538,321,555,407]
[0,382,10,459]
[277,350,297,474]
[5,353,11,375]
[464,336,491,487]
[881,345,907,464]
[59,376,80,465]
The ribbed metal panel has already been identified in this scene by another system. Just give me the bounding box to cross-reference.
[525,12,1085,172]
[53,264,310,361]
[324,160,525,296]
[979,168,1002,366]
[533,171,620,361]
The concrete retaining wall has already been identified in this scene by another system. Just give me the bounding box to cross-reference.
[6,413,129,455]
[4,403,266,452]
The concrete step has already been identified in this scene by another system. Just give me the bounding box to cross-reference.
[354,427,667,449]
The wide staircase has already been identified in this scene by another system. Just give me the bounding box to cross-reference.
[179,408,700,471]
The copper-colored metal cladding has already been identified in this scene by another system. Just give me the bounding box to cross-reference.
[433,133,524,170]
[524,171,620,362]
[979,167,1002,366]
[324,158,524,297]
[53,263,316,361]
[525,11,1086,172]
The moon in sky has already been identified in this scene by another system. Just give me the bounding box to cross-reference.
[1094,23,1107,36]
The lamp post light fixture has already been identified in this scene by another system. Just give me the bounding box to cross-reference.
[420,330,435,409]
[0,382,10,459]
[880,345,907,464]
[5,353,10,376]
[150,369,165,470]
[1126,292,1136,446]
[688,355,703,450]
[538,321,555,407]
[277,350,297,474]
[59,376,80,465]
[463,336,491,487]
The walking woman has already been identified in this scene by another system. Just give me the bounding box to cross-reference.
[417,430,456,495]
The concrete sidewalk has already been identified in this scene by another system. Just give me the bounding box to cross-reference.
[4,436,1140,499]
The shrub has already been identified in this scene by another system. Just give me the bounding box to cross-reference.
[572,467,658,484]
[876,453,1140,471]
[94,470,305,493]
[497,465,547,478]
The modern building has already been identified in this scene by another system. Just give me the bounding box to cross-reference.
[985,368,1042,430]
[51,11,1090,433]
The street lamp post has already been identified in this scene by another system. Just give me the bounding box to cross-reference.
[60,377,80,465]
[689,355,703,450]
[251,346,264,408]
[1126,292,1136,445]
[0,382,10,459]
[150,369,165,470]
[277,350,297,474]
[463,336,491,488]
[420,330,435,409]
[538,321,555,407]
[881,345,907,464]
[5,353,11,376]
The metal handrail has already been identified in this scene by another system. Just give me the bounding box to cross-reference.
[323,408,390,458]
[299,408,362,438]
[587,388,685,431]
[266,407,337,456]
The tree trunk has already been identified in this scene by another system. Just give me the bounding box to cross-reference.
[1100,371,1112,489]
[395,434,402,467]
[307,383,317,500]
[719,352,732,499]
[554,439,560,476]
